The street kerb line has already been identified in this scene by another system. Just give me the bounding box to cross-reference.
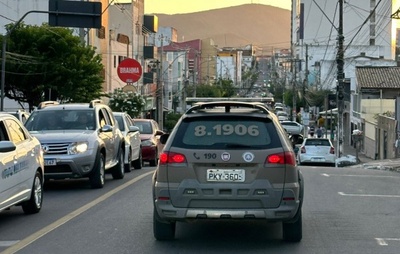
[1,170,154,254]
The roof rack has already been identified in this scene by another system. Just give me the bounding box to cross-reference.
[186,101,270,114]
[38,101,60,109]
[89,99,103,108]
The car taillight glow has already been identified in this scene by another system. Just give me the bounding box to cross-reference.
[300,146,306,153]
[159,151,186,164]
[330,146,335,154]
[266,151,296,166]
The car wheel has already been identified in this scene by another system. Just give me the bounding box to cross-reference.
[132,149,143,170]
[149,149,158,167]
[153,207,176,241]
[282,209,302,242]
[124,149,132,173]
[89,152,105,189]
[22,170,43,214]
[111,148,125,179]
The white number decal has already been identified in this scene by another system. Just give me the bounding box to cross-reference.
[195,124,260,136]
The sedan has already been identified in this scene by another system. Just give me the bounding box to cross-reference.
[297,138,336,167]
[113,112,142,172]
[133,119,164,166]
[0,113,44,214]
[280,120,304,135]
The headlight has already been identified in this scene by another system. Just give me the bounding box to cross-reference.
[141,140,153,147]
[69,142,89,154]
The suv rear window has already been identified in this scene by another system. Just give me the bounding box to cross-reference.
[171,116,281,149]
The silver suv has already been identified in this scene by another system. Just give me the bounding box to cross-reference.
[152,101,304,242]
[24,100,125,189]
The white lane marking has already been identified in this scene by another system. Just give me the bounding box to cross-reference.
[1,171,154,254]
[322,173,400,178]
[338,192,400,198]
[375,238,400,246]
[0,241,19,247]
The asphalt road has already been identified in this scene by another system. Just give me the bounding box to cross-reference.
[1,165,400,254]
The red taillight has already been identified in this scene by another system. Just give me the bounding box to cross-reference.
[266,151,296,166]
[159,151,186,164]
[300,146,306,153]
[330,146,335,154]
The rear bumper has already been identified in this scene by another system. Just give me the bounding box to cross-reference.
[154,200,300,223]
[153,180,302,223]
[141,146,156,161]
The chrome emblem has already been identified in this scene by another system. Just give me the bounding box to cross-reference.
[243,152,254,162]
[221,152,231,161]
[42,145,49,153]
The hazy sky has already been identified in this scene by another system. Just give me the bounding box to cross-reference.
[142,0,291,14]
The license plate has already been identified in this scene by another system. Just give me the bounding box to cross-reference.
[311,157,325,162]
[44,159,57,166]
[207,169,245,182]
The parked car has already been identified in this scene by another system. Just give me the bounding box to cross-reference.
[0,113,44,214]
[134,119,164,166]
[297,138,336,167]
[280,120,304,135]
[24,100,125,189]
[7,109,30,124]
[113,112,142,172]
[152,101,304,242]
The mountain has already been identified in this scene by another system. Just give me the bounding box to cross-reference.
[150,4,291,49]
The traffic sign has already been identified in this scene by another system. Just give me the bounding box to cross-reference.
[117,58,143,83]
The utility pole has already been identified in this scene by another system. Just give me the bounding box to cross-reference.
[337,0,345,159]
[292,59,297,122]
[157,35,164,130]
[304,43,309,105]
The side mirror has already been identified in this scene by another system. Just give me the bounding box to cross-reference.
[160,133,170,144]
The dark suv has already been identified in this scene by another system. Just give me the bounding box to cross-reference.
[152,101,304,242]
[24,100,125,188]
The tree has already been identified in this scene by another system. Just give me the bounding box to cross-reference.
[107,88,145,118]
[1,23,104,111]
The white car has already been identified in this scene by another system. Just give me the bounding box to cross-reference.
[0,113,44,214]
[113,112,142,172]
[280,120,304,135]
[297,138,336,167]
[276,111,289,121]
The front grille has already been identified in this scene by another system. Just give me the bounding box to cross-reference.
[43,143,70,155]
[45,165,72,173]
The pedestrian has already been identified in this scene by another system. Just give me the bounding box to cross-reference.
[309,125,315,137]
[316,126,323,138]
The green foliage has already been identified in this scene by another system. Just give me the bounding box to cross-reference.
[107,88,145,118]
[1,23,104,110]
[189,84,221,97]
[217,79,236,97]
[164,112,182,133]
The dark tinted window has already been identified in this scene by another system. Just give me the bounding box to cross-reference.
[115,115,125,131]
[171,116,281,149]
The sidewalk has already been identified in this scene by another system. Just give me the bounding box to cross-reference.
[341,142,400,171]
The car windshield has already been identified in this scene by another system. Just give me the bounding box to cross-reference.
[25,110,95,131]
[135,121,153,134]
[304,139,331,146]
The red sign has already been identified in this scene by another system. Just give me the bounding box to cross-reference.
[117,58,143,83]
